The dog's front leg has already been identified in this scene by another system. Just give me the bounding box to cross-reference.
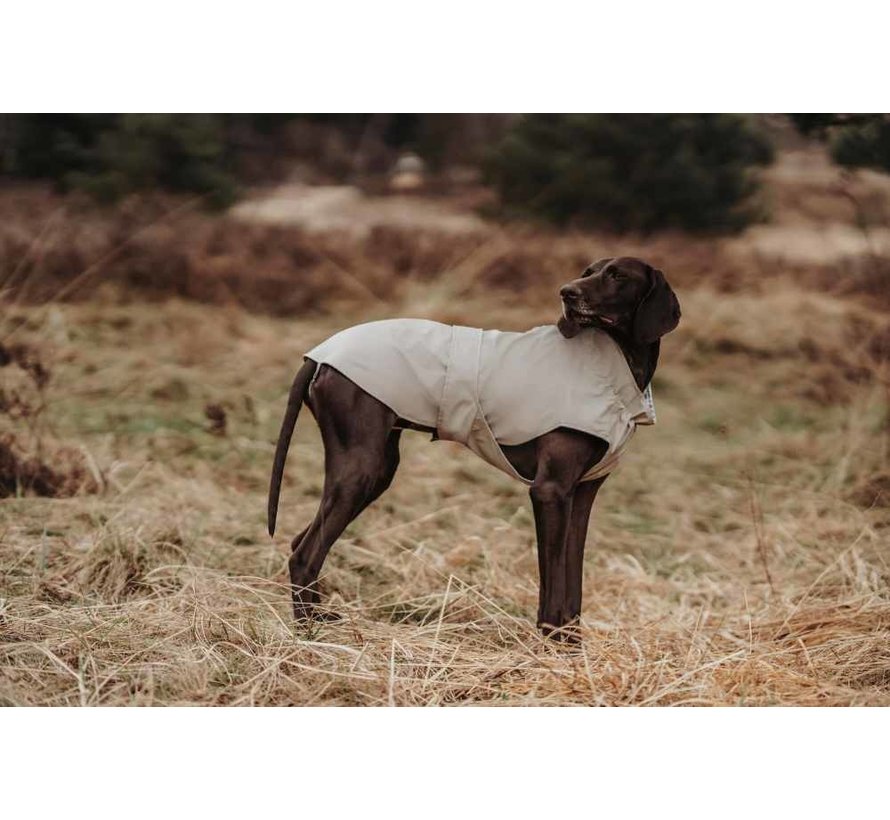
[530,477,577,640]
[506,430,607,642]
[564,477,607,625]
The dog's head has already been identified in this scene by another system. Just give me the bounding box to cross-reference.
[557,257,681,344]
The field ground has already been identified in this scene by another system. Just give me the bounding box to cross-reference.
[1,149,889,705]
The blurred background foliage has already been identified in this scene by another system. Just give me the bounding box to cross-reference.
[0,113,888,229]
[789,114,890,174]
[0,114,510,209]
[481,114,774,232]
[3,114,239,207]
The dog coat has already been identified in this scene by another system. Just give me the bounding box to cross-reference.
[305,319,656,484]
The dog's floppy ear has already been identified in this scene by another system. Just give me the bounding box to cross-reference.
[582,257,614,278]
[633,266,681,344]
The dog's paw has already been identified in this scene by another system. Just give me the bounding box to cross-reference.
[293,606,343,624]
[312,609,343,623]
[538,619,582,646]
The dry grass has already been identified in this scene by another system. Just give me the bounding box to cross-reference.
[1,154,889,706]
[1,288,888,706]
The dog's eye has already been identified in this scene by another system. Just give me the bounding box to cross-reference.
[611,270,626,281]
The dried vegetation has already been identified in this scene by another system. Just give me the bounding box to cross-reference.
[1,149,889,705]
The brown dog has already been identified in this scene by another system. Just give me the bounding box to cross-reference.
[268,257,680,640]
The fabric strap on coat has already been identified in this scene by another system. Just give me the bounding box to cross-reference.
[437,326,483,445]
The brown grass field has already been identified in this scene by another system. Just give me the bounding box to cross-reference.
[1,148,889,705]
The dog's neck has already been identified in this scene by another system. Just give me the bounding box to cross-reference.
[603,330,660,392]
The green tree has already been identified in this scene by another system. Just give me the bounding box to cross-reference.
[482,114,774,232]
[2,114,237,208]
[789,114,890,174]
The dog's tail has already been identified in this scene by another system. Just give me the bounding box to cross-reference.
[268,359,316,537]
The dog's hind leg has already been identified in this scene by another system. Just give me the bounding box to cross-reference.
[290,433,400,620]
[289,366,400,621]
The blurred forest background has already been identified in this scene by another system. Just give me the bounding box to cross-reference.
[1,113,889,706]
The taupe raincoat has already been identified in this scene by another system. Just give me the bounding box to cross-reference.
[305,319,655,483]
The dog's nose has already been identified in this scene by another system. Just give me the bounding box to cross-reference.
[560,284,582,302]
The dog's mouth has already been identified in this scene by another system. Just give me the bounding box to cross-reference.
[562,301,618,327]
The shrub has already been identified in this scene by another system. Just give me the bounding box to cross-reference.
[789,114,890,175]
[482,114,774,232]
[831,118,890,173]
[3,114,238,208]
